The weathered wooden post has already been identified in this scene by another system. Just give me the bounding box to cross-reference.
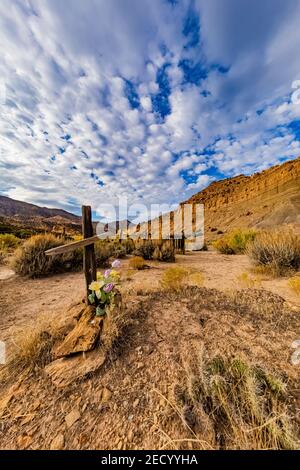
[147,219,152,241]
[159,214,163,241]
[181,204,185,254]
[82,206,97,302]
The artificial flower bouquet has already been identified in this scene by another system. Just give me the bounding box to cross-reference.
[88,259,121,316]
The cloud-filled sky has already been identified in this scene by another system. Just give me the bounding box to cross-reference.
[0,0,300,218]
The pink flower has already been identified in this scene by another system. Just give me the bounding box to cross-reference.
[104,269,111,278]
[111,259,121,268]
[103,283,114,293]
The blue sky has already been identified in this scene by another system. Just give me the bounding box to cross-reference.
[0,0,300,217]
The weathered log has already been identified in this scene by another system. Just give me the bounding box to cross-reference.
[44,348,106,388]
[52,306,103,359]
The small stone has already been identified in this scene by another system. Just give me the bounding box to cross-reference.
[136,362,144,370]
[65,409,81,428]
[123,375,131,386]
[133,399,139,408]
[128,414,134,421]
[50,434,65,450]
[128,430,134,442]
[102,387,112,403]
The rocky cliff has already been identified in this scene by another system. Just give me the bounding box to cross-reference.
[186,156,300,238]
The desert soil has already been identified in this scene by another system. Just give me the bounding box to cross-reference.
[0,251,299,345]
[0,251,299,450]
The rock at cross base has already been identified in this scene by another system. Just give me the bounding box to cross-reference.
[44,347,106,388]
[53,306,103,358]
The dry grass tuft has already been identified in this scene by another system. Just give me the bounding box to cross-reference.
[0,233,21,251]
[236,272,261,288]
[2,319,64,383]
[175,345,298,449]
[288,276,300,296]
[129,256,148,270]
[188,271,205,287]
[160,266,189,290]
[247,230,300,277]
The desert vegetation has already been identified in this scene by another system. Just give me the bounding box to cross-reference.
[247,230,300,276]
[11,234,82,278]
[212,229,256,254]
[288,276,300,296]
[129,256,148,270]
[175,348,297,450]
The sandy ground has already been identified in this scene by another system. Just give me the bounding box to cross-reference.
[0,251,299,450]
[0,251,299,344]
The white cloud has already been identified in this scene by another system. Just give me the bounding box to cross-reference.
[0,0,300,217]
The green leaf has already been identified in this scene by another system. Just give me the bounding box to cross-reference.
[100,291,107,303]
[88,293,95,304]
[96,306,106,317]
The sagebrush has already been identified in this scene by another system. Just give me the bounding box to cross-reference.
[11,234,82,278]
[213,229,256,254]
[247,230,300,276]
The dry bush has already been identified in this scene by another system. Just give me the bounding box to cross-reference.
[161,267,189,290]
[152,242,175,262]
[121,238,135,254]
[160,242,175,262]
[11,234,82,278]
[288,276,300,296]
[236,272,262,288]
[94,241,112,267]
[2,319,64,382]
[0,250,7,265]
[129,256,147,270]
[110,241,127,259]
[213,229,256,254]
[0,233,21,251]
[247,230,300,276]
[133,240,155,260]
[175,346,298,449]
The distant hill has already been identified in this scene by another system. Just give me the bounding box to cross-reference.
[0,196,82,236]
[0,196,80,222]
[0,196,134,238]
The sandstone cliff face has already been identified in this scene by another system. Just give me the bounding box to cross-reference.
[186,157,300,239]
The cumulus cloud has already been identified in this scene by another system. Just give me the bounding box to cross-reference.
[0,0,299,217]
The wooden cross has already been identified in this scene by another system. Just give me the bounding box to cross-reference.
[45,205,97,302]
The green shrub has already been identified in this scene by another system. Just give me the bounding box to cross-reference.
[0,233,21,251]
[121,238,135,254]
[110,241,127,259]
[133,240,155,260]
[12,234,82,278]
[160,242,175,262]
[247,230,300,276]
[213,229,257,254]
